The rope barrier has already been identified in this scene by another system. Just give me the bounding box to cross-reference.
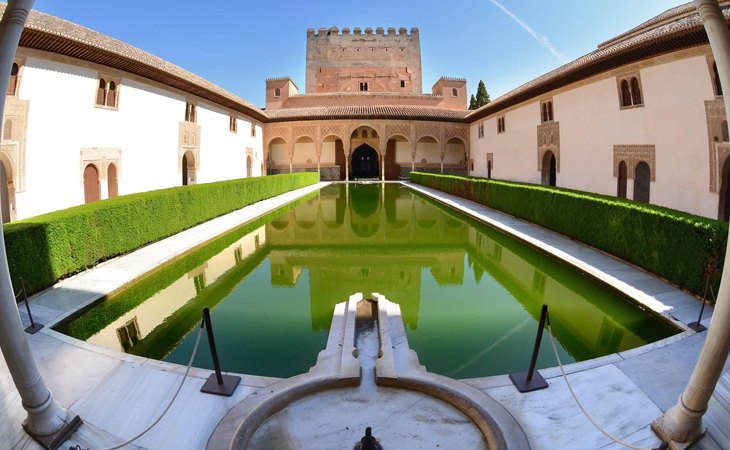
[88,324,204,450]
[546,318,658,450]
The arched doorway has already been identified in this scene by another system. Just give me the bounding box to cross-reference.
[617,161,627,198]
[351,144,379,179]
[487,160,492,179]
[0,162,9,223]
[634,161,650,203]
[182,151,196,185]
[108,163,118,198]
[541,151,556,186]
[246,155,252,178]
[719,158,730,221]
[84,164,101,203]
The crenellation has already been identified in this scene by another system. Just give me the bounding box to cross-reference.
[353,27,362,35]
[387,27,396,35]
[365,27,373,35]
[342,27,350,35]
[399,27,407,35]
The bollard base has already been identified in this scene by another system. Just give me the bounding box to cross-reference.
[201,373,241,397]
[509,370,549,393]
[25,323,44,334]
[24,413,82,450]
[687,322,707,333]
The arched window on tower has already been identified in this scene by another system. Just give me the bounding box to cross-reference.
[274,87,281,98]
[7,62,18,96]
[452,88,458,97]
[630,77,642,105]
[620,80,632,107]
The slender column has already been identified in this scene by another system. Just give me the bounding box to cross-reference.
[0,1,80,446]
[345,145,350,181]
[381,152,385,181]
[653,2,730,446]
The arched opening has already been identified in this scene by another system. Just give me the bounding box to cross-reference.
[182,151,196,186]
[719,157,730,221]
[621,80,631,107]
[633,161,650,203]
[267,137,288,175]
[541,151,556,186]
[0,161,10,223]
[107,163,118,198]
[83,164,101,203]
[617,161,627,198]
[246,155,252,177]
[97,79,107,105]
[630,78,642,105]
[351,144,379,179]
[106,81,117,107]
[714,61,723,96]
[445,137,467,174]
[7,62,18,96]
[350,184,380,237]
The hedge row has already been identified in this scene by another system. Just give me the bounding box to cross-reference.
[5,173,319,295]
[410,172,728,297]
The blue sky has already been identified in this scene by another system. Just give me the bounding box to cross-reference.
[30,0,687,108]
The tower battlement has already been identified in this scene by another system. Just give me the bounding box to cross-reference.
[305,26,422,94]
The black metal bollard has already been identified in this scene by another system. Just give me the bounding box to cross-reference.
[509,304,549,393]
[19,277,43,334]
[200,307,241,396]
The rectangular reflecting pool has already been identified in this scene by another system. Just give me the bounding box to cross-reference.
[57,183,679,378]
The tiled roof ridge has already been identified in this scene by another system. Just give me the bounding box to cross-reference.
[289,91,443,98]
[598,0,730,49]
[465,3,729,122]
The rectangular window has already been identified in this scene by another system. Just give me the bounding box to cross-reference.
[360,82,368,91]
[400,80,405,88]
[229,115,237,133]
[251,123,256,137]
[497,116,505,133]
[477,123,484,139]
[540,99,553,123]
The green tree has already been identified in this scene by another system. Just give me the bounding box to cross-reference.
[476,80,490,107]
[469,94,478,110]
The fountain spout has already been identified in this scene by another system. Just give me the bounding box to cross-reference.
[353,427,383,450]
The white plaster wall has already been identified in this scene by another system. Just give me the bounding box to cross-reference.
[293,141,316,164]
[269,142,288,166]
[471,105,540,183]
[444,142,465,164]
[321,141,336,164]
[14,56,264,219]
[415,141,439,164]
[395,140,411,164]
[469,52,720,218]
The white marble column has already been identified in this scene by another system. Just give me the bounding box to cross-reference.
[653,2,730,446]
[0,0,80,446]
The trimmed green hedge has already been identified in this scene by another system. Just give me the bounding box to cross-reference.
[410,172,728,297]
[5,173,318,295]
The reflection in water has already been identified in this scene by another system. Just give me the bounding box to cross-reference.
[59,184,678,378]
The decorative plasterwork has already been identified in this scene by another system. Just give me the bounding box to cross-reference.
[536,121,560,172]
[293,125,318,143]
[1,96,28,193]
[179,121,201,173]
[613,144,656,181]
[80,147,121,183]
[706,99,727,193]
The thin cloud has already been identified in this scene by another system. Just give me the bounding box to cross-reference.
[487,0,569,64]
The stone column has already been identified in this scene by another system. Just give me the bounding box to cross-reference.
[0,1,81,447]
[653,2,730,446]
[381,151,385,181]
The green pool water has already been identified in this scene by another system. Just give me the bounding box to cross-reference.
[57,183,678,378]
